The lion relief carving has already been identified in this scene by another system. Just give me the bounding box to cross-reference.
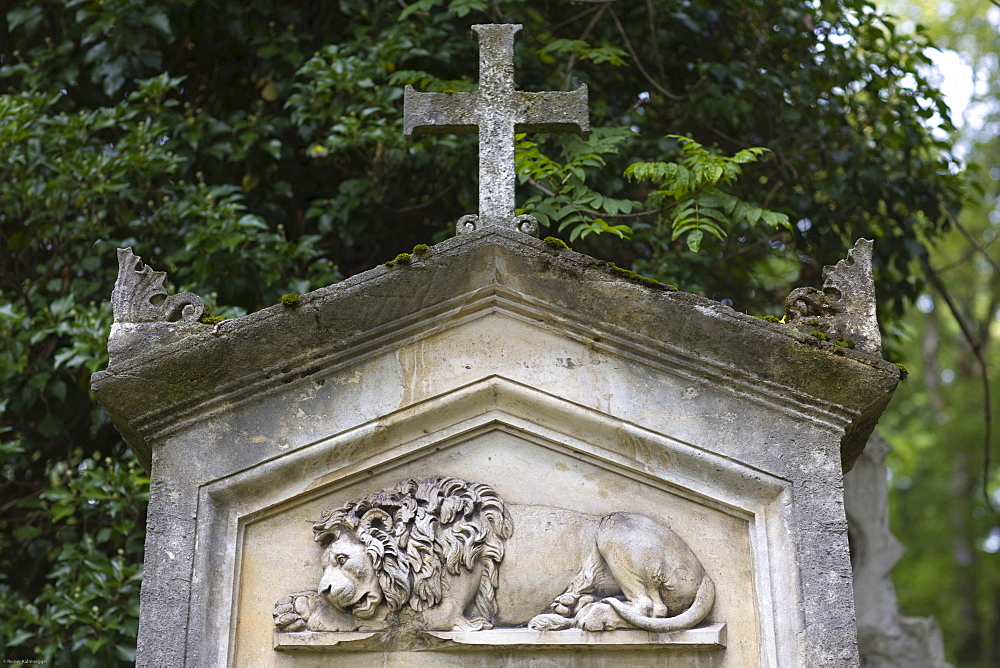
[273,476,716,637]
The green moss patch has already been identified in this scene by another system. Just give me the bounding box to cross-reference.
[543,236,570,251]
[606,262,669,290]
[384,252,414,268]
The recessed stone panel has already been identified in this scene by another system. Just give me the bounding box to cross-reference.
[231,429,757,665]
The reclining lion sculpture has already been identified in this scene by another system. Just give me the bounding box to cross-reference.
[273,475,715,635]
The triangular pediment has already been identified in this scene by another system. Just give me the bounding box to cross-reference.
[185,376,790,665]
[94,228,896,473]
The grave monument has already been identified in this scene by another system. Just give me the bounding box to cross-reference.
[93,23,902,667]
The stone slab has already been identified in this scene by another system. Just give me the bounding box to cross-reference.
[273,623,726,652]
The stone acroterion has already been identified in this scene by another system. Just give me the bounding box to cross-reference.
[403,24,589,233]
[784,239,882,355]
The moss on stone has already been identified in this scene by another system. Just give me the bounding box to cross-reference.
[281,293,302,308]
[832,338,855,349]
[543,236,570,251]
[412,243,429,254]
[894,362,909,380]
[809,330,830,341]
[606,262,665,289]
[755,315,783,323]
[385,252,413,267]
[199,315,226,325]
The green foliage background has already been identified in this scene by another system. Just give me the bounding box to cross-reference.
[0,0,987,664]
[875,1,1000,664]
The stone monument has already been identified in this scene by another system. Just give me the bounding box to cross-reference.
[844,433,950,667]
[93,23,902,667]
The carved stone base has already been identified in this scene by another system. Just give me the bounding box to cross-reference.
[274,623,727,653]
[274,631,379,652]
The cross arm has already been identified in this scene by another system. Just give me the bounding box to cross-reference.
[515,85,590,138]
[403,86,479,136]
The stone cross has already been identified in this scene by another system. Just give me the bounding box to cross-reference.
[403,24,589,233]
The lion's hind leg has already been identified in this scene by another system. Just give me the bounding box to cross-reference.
[596,513,714,633]
[529,540,618,628]
[556,541,615,613]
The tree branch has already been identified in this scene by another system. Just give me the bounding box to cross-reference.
[395,183,455,213]
[562,4,608,90]
[526,178,556,198]
[945,205,1000,277]
[645,0,667,81]
[546,5,603,34]
[920,257,997,516]
[608,8,685,101]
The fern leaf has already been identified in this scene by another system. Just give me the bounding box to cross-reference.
[686,229,704,252]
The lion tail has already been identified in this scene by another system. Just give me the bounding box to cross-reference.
[604,574,715,633]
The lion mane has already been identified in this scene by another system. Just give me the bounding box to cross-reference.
[312,476,514,625]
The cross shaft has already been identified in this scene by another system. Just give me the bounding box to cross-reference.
[403,24,589,233]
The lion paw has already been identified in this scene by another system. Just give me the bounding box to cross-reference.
[528,613,574,631]
[273,591,322,632]
[552,593,598,617]
[453,616,492,632]
[574,601,628,632]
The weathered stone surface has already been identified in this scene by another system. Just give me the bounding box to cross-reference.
[111,248,205,324]
[94,226,899,666]
[845,433,950,668]
[404,24,588,232]
[271,476,716,641]
[785,238,882,355]
[104,248,208,375]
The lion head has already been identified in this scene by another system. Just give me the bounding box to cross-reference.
[312,476,513,625]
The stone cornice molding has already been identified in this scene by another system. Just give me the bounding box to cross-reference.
[93,227,897,471]
[131,284,863,443]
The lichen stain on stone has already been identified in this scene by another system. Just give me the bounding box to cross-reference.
[328,370,364,386]
[396,339,427,408]
[617,426,650,464]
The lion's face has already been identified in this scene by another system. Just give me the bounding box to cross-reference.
[318,529,383,619]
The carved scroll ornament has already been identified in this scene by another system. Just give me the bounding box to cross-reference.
[111,248,205,323]
[272,476,716,644]
[784,239,882,355]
